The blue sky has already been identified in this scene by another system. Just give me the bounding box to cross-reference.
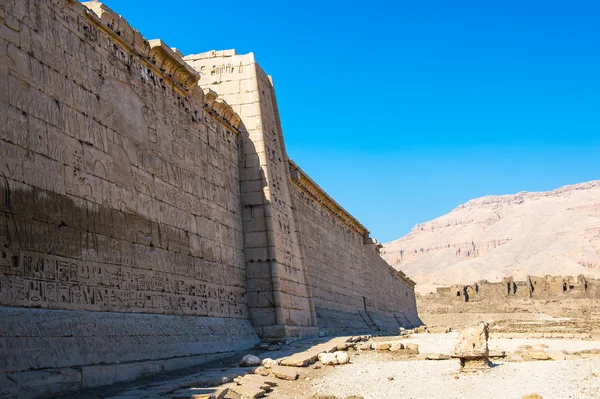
[96,0,600,242]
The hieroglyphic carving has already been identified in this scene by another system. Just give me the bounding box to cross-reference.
[0,251,247,318]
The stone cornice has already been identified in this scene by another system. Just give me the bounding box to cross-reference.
[203,89,242,132]
[82,2,199,96]
[148,39,199,93]
[289,160,369,237]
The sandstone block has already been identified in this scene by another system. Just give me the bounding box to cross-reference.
[253,367,270,376]
[229,384,266,399]
[405,343,419,352]
[372,342,391,351]
[426,353,451,360]
[334,351,349,365]
[336,343,355,351]
[260,358,278,369]
[357,342,372,351]
[270,365,299,381]
[453,322,489,359]
[526,351,550,361]
[389,343,404,352]
[317,353,338,366]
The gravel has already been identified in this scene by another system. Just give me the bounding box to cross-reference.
[311,353,600,399]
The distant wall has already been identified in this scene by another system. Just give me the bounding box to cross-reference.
[420,275,600,315]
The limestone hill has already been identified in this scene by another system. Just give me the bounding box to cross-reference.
[382,181,600,294]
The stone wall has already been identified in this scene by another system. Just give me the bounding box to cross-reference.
[185,51,420,337]
[289,163,419,334]
[0,0,258,392]
[0,0,419,395]
[419,275,600,315]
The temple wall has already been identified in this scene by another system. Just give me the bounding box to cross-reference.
[0,0,420,395]
[0,0,258,390]
[185,51,420,338]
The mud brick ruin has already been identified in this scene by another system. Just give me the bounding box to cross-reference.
[0,0,420,391]
[419,275,600,318]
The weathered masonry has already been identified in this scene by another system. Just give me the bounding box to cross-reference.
[0,0,419,394]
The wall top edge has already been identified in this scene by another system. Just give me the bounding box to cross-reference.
[289,159,370,238]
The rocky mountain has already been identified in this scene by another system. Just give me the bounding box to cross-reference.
[382,181,600,294]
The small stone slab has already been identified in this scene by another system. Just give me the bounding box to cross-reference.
[357,342,372,351]
[389,343,404,352]
[372,342,391,350]
[525,351,550,361]
[488,350,506,358]
[405,343,419,351]
[426,353,451,360]
[271,365,299,381]
[229,384,266,399]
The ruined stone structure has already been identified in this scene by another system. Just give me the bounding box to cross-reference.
[419,275,600,319]
[433,275,597,303]
[0,0,419,394]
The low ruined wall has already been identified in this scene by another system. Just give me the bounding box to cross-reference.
[419,275,600,317]
[0,0,258,391]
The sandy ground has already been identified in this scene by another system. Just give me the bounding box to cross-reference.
[267,334,600,399]
[307,354,600,399]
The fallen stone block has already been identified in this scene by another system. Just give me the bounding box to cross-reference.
[253,366,270,376]
[371,342,391,351]
[452,322,490,372]
[335,351,349,365]
[426,353,451,360]
[279,355,312,367]
[237,375,277,387]
[336,343,355,351]
[261,358,278,368]
[357,342,372,351]
[526,351,550,361]
[389,343,404,352]
[270,365,299,381]
[405,343,419,352]
[229,384,266,399]
[318,352,338,366]
[240,355,261,367]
